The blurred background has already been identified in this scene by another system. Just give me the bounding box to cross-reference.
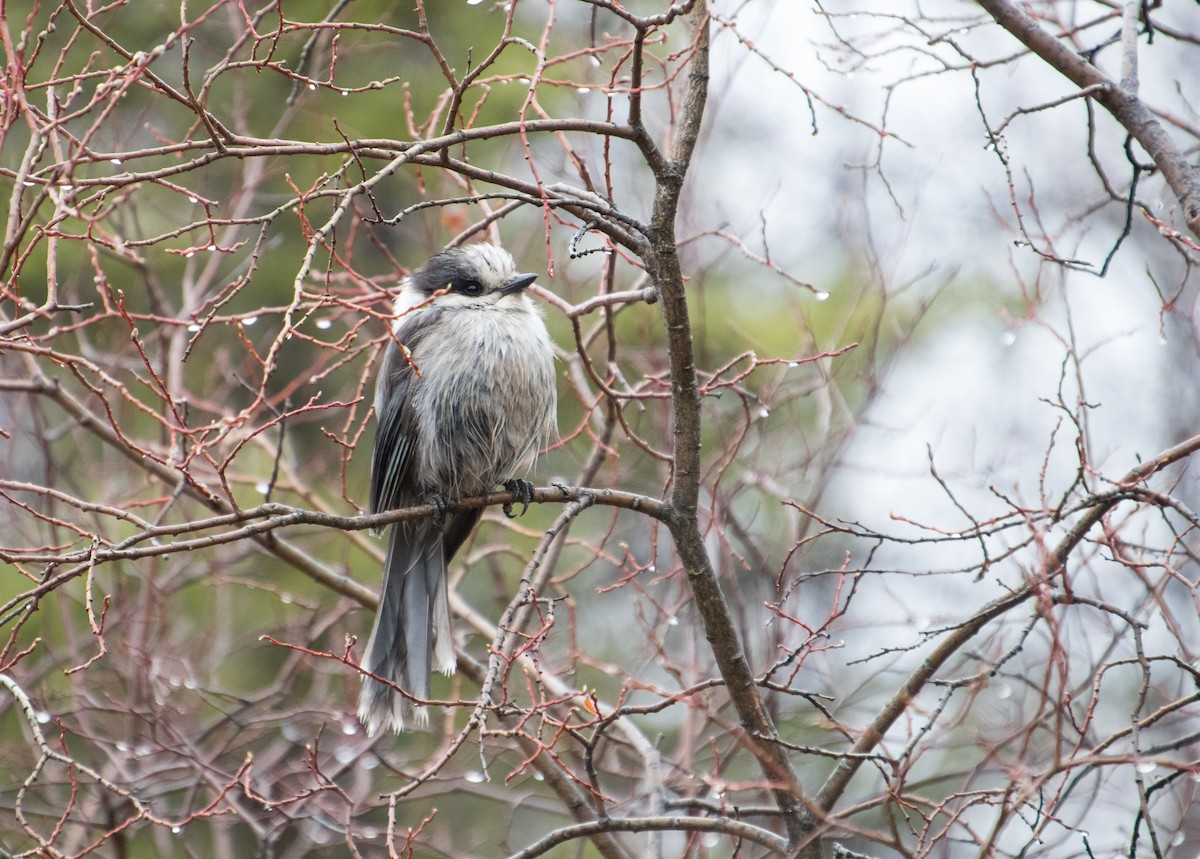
[1,1,1198,856]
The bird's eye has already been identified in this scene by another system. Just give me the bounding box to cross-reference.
[460,281,483,296]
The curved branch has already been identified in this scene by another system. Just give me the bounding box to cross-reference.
[974,0,1200,240]
[814,429,1200,812]
[507,814,790,859]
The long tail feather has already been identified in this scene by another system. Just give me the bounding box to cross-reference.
[358,524,444,735]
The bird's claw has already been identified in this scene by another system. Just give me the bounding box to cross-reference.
[502,479,534,518]
[427,493,449,526]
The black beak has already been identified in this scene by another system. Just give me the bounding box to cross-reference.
[500,273,538,295]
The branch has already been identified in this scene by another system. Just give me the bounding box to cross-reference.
[0,483,665,622]
[3,372,664,604]
[48,120,635,181]
[974,0,1200,240]
[507,814,790,859]
[814,429,1200,812]
[640,3,820,855]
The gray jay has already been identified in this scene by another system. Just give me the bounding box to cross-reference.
[359,243,557,735]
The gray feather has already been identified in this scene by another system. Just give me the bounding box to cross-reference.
[357,523,443,735]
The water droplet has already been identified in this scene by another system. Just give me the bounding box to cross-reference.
[188,196,198,204]
[757,406,770,419]
[110,158,122,165]
[813,290,830,301]
[1136,761,1157,774]
[35,711,51,724]
[341,90,348,96]
[187,323,201,333]
[1001,331,1017,346]
[255,482,269,495]
[465,771,486,783]
[281,594,292,605]
[342,722,358,736]
[22,180,35,187]
[577,87,589,95]
[667,617,679,626]
[171,826,182,835]
[467,0,485,5]
[787,361,799,368]
[185,251,195,258]
[335,746,355,764]
[243,315,258,326]
[316,318,333,330]
[996,683,1012,700]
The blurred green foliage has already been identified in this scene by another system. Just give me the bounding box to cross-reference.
[0,2,1001,856]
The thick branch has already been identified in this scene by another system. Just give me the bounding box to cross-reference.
[641,3,819,855]
[974,0,1200,240]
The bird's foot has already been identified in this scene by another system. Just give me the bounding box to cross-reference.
[426,493,450,526]
[502,479,534,518]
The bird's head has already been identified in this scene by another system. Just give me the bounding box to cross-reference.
[398,244,538,316]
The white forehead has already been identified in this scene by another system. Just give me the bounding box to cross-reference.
[462,243,519,286]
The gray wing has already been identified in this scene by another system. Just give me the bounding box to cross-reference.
[369,310,440,516]
[360,308,451,734]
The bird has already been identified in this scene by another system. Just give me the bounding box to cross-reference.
[358,242,558,735]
